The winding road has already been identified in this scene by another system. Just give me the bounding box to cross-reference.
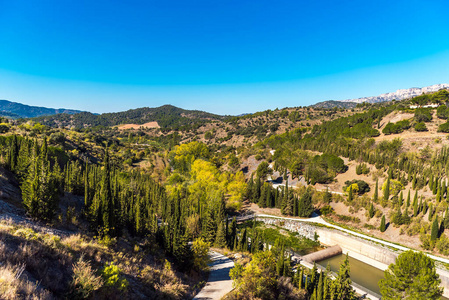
[193,251,234,300]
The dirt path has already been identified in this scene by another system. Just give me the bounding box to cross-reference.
[193,251,234,300]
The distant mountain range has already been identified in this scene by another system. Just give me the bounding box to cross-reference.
[312,84,449,108]
[0,99,84,119]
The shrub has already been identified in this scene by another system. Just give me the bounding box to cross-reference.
[72,256,103,298]
[101,262,129,291]
[438,122,449,133]
[414,122,427,132]
[355,163,370,175]
[343,180,370,195]
[415,108,432,122]
[320,205,334,216]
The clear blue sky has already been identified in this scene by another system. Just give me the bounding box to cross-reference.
[1,0,449,115]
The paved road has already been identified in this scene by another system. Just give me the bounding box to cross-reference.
[193,251,234,300]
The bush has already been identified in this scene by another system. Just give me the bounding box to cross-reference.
[437,105,448,119]
[343,180,370,195]
[101,262,128,291]
[355,163,370,175]
[415,108,432,122]
[72,256,103,298]
[320,205,334,216]
[414,122,427,132]
[0,124,9,133]
[438,122,449,133]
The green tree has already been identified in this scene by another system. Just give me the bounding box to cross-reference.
[230,251,277,299]
[431,217,439,241]
[383,178,390,205]
[373,179,378,202]
[380,215,386,232]
[379,250,442,300]
[331,254,355,300]
[298,190,314,217]
[256,161,273,180]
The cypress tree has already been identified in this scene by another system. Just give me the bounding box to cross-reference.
[348,185,353,202]
[299,268,304,289]
[331,254,355,300]
[373,179,378,202]
[380,215,386,232]
[399,191,403,207]
[214,221,227,248]
[100,148,115,235]
[383,178,390,203]
[323,263,331,300]
[406,190,411,208]
[429,203,434,221]
[413,191,418,217]
[368,202,374,219]
[317,270,323,300]
[229,217,237,250]
[431,217,439,241]
[433,177,438,195]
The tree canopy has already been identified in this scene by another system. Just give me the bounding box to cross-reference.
[379,250,442,300]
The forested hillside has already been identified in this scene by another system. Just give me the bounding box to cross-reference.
[1,88,449,299]
[31,104,226,130]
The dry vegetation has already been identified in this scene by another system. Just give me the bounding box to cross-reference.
[0,219,200,299]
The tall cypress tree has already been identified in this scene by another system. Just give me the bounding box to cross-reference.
[373,179,379,203]
[100,148,115,235]
[431,217,439,241]
[380,215,386,232]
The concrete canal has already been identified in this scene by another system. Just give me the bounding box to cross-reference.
[316,254,385,296]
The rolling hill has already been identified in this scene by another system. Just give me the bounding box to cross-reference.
[0,99,84,118]
[31,104,227,130]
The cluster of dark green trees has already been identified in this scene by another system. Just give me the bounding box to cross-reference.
[246,174,315,217]
[1,135,214,269]
[289,253,356,300]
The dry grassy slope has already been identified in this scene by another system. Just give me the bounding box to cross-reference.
[375,110,449,152]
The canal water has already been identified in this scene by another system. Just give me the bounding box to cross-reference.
[317,253,448,299]
[316,254,385,295]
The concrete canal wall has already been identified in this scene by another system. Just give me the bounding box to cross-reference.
[256,216,449,298]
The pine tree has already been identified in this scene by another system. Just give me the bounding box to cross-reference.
[380,215,386,232]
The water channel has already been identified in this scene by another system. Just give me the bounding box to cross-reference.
[317,253,448,299]
[316,254,384,295]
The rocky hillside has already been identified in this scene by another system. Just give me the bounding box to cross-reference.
[341,83,449,104]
